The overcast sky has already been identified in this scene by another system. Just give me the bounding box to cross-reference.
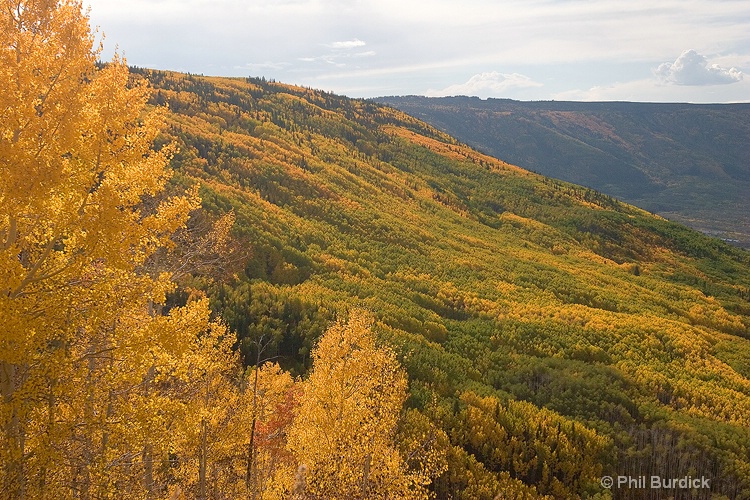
[85,0,750,103]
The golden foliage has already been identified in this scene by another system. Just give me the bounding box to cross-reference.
[0,1,221,497]
[287,310,442,499]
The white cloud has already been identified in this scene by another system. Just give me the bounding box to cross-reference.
[235,61,289,71]
[655,49,743,86]
[85,0,750,101]
[426,72,543,98]
[299,43,375,69]
[553,77,750,103]
[330,39,366,49]
[297,40,370,68]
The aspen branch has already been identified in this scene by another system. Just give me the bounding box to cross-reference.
[1,216,17,251]
[9,235,57,298]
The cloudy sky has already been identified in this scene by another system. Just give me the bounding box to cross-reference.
[85,0,750,102]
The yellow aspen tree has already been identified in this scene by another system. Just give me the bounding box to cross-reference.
[243,362,298,500]
[286,310,434,500]
[165,298,244,500]
[168,345,297,500]
[0,1,219,497]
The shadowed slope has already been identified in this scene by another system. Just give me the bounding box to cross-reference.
[375,96,750,248]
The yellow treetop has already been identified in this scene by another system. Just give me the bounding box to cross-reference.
[287,310,436,499]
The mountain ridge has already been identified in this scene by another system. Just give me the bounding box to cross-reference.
[374,95,750,248]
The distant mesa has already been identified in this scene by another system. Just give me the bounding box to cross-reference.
[375,95,750,248]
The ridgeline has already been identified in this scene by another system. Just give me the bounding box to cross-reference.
[375,96,750,249]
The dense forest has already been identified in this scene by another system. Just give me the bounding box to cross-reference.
[3,1,750,499]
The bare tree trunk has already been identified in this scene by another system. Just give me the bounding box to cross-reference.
[143,442,154,500]
[199,417,207,500]
[142,364,156,499]
[242,331,276,499]
[246,345,263,499]
[2,361,25,500]
[39,375,57,493]
[361,453,371,498]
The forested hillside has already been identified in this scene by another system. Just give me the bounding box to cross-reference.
[375,96,750,248]
[137,70,750,498]
[4,2,750,497]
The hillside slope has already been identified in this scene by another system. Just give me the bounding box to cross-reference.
[139,70,750,498]
[375,96,750,248]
